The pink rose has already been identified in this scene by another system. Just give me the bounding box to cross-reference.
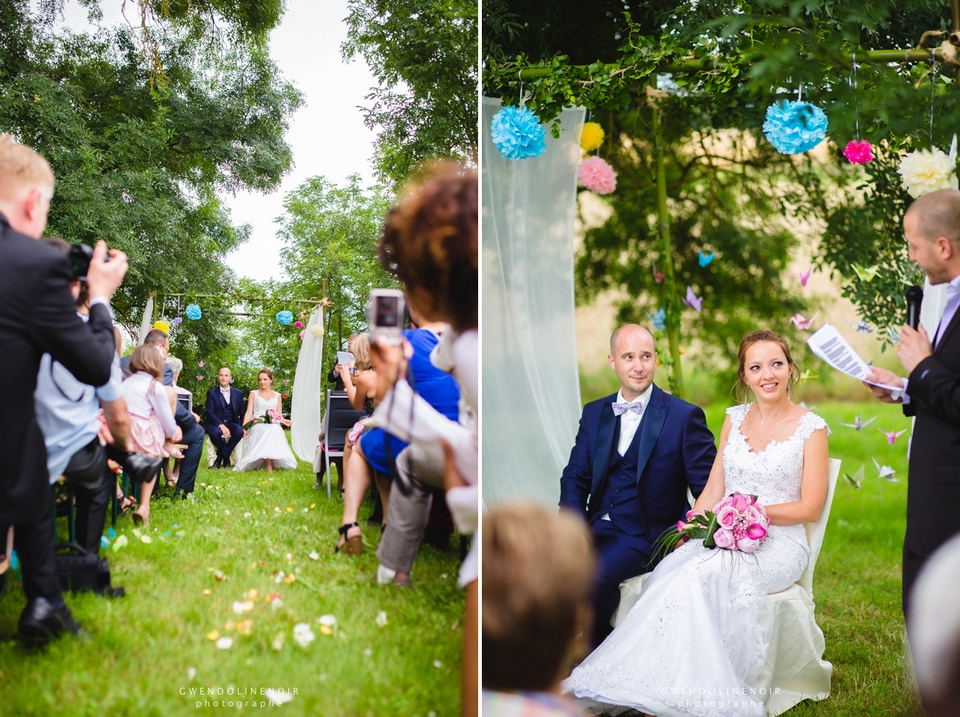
[746,523,767,541]
[731,493,750,511]
[744,505,765,525]
[737,536,761,553]
[713,496,733,512]
[713,527,735,549]
[716,505,739,530]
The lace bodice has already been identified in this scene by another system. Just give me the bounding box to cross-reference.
[252,391,279,418]
[722,404,828,506]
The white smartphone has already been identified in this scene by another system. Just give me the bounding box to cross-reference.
[368,289,405,346]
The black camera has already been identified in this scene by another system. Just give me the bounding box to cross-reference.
[67,243,107,280]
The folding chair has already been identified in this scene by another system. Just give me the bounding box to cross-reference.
[322,390,367,498]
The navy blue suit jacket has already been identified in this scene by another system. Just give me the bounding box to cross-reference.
[559,384,717,546]
[205,386,246,428]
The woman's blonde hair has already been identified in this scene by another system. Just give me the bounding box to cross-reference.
[352,333,374,371]
[482,503,595,691]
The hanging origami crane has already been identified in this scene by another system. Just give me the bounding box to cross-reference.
[878,427,908,445]
[843,464,865,490]
[682,286,703,313]
[787,266,812,287]
[872,457,897,483]
[840,413,876,431]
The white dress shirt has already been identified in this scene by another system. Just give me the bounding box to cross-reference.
[616,385,653,456]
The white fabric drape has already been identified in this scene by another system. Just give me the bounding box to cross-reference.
[139,295,154,344]
[481,97,585,508]
[290,305,325,461]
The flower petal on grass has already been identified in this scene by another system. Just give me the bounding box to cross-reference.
[376,611,388,627]
[112,535,128,552]
[309,551,319,561]
[206,630,220,641]
[216,637,233,649]
[293,623,315,647]
[265,689,293,706]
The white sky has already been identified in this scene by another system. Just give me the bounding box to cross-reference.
[61,0,379,282]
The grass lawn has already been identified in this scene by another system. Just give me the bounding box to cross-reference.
[0,441,465,716]
[700,399,924,716]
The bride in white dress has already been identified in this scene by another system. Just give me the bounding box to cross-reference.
[564,330,829,717]
[235,369,297,473]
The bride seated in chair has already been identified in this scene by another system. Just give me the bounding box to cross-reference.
[234,369,296,474]
[564,330,831,717]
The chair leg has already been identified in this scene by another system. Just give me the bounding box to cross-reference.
[325,448,331,499]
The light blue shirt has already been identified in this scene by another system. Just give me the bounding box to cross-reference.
[34,313,123,483]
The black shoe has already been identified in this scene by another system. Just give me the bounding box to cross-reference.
[124,453,163,484]
[222,456,231,468]
[18,596,83,644]
[212,456,222,469]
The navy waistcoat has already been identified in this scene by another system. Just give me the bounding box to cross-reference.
[595,416,648,537]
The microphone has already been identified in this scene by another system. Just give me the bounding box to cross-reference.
[906,285,923,330]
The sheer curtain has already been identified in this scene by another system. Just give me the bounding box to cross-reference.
[482,97,585,508]
[290,305,325,461]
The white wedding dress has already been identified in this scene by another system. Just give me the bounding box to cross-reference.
[235,391,298,472]
[564,405,828,717]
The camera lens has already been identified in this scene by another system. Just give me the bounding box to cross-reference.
[68,244,94,280]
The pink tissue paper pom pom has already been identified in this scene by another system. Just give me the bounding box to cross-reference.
[843,139,873,164]
[578,156,617,194]
[294,321,303,328]
[299,330,306,340]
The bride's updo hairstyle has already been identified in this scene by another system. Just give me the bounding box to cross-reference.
[734,329,800,402]
[258,369,274,384]
[483,504,595,692]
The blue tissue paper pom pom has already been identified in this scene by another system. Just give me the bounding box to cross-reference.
[276,310,294,325]
[490,105,546,160]
[762,100,828,154]
[185,304,202,320]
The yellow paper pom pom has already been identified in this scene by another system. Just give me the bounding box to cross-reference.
[580,122,605,152]
[153,320,170,334]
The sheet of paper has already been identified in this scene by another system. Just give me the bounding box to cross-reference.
[336,351,354,366]
[806,324,902,391]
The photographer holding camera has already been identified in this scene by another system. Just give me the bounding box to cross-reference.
[0,135,128,644]
[35,237,163,549]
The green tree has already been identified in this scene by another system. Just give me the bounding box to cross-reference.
[484,1,954,394]
[1,0,302,404]
[342,0,478,186]
[276,174,399,376]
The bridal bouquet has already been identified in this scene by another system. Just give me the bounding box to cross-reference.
[243,409,281,431]
[653,492,770,560]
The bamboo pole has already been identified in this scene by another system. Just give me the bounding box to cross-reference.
[651,95,685,399]
[516,48,950,81]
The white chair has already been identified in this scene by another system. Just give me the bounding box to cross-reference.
[612,457,840,716]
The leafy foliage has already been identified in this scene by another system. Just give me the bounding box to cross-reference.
[342,0,478,186]
[274,174,399,380]
[0,0,302,407]
[484,0,957,378]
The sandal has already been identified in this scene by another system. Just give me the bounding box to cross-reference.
[132,505,150,527]
[334,522,362,555]
[118,495,137,516]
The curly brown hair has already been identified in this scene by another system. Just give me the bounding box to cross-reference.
[378,163,477,331]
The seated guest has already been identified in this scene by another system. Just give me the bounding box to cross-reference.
[483,504,595,717]
[337,333,377,491]
[205,367,245,469]
[122,345,182,526]
[336,317,459,556]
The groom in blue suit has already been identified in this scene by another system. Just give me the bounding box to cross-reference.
[560,324,716,648]
[205,367,246,469]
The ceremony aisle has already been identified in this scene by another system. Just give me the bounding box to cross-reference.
[702,400,922,717]
[0,447,464,716]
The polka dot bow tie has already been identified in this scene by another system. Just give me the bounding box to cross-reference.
[612,401,643,417]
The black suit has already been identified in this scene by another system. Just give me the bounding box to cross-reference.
[0,212,116,600]
[205,386,246,463]
[902,308,960,614]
